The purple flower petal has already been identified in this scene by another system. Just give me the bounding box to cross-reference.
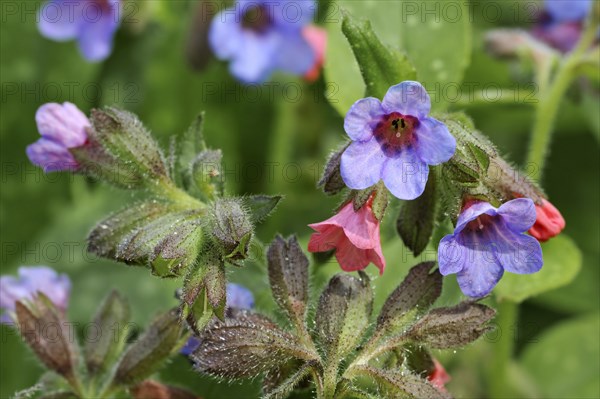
[271,0,317,30]
[1,266,71,323]
[226,283,255,309]
[0,277,29,311]
[35,102,89,147]
[437,235,466,275]
[340,137,386,190]
[381,149,428,200]
[344,98,384,142]
[38,0,81,41]
[382,81,431,118]
[180,336,201,356]
[18,266,71,310]
[26,138,78,172]
[497,198,537,232]
[415,117,456,165]
[489,224,543,274]
[209,9,245,60]
[455,233,504,298]
[545,0,591,22]
[229,32,281,83]
[455,202,497,233]
[272,31,315,75]
[77,2,120,62]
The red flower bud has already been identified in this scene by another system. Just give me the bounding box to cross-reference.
[428,359,451,392]
[529,199,565,242]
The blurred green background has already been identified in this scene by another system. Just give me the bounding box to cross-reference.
[1,1,598,398]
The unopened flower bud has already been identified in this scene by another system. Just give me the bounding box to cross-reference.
[211,199,253,261]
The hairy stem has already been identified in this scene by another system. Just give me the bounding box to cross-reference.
[526,17,599,181]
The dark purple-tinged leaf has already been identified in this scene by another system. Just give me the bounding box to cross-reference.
[354,365,451,399]
[267,235,309,327]
[407,302,496,349]
[318,144,348,196]
[397,171,439,256]
[15,295,77,381]
[114,309,183,385]
[262,361,315,399]
[315,272,373,361]
[191,310,318,379]
[85,290,130,374]
[376,262,442,333]
[131,380,199,399]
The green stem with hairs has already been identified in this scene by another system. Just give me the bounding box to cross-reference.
[526,17,599,181]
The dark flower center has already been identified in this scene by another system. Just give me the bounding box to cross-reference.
[373,112,419,156]
[242,5,273,34]
[92,0,112,12]
[464,214,496,234]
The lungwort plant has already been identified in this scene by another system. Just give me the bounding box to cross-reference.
[190,236,495,399]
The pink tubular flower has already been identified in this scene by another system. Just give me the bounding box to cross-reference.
[307,198,385,274]
[529,199,566,242]
[302,25,327,82]
[26,102,89,172]
[428,359,450,392]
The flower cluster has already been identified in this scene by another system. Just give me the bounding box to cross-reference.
[209,0,325,83]
[38,0,121,61]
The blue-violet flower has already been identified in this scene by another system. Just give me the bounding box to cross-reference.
[340,81,456,200]
[532,0,594,52]
[38,0,121,61]
[209,0,318,83]
[26,102,90,172]
[180,283,255,355]
[0,266,71,324]
[438,198,543,298]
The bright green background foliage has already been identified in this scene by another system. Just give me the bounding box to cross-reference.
[1,0,598,398]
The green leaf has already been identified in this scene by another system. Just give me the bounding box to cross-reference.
[352,365,451,399]
[376,262,442,334]
[113,309,183,386]
[495,235,582,303]
[88,201,205,278]
[15,296,78,381]
[262,361,316,399]
[397,172,439,256]
[88,108,169,182]
[323,0,403,115]
[191,310,318,379]
[267,235,309,329]
[244,194,283,224]
[341,13,417,99]
[398,1,471,109]
[406,301,496,349]
[84,291,130,375]
[315,272,373,362]
[520,313,600,399]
